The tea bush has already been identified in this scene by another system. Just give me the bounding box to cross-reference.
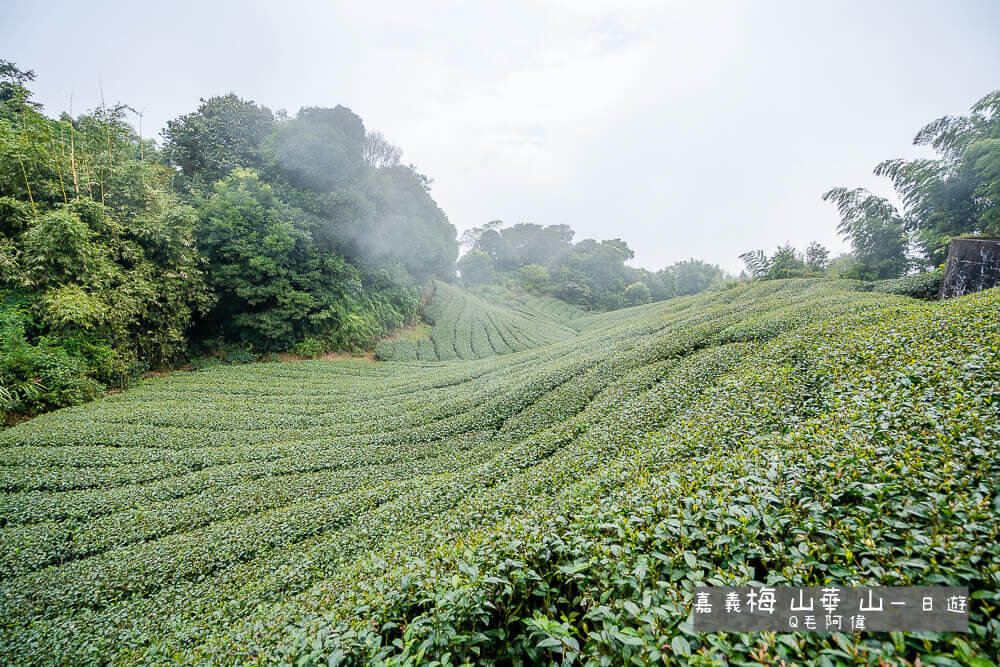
[868,268,945,300]
[0,279,997,664]
[375,281,579,361]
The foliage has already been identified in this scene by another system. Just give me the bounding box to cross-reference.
[0,72,210,422]
[741,242,831,281]
[473,222,576,272]
[622,281,651,306]
[0,60,41,117]
[464,221,722,310]
[162,94,275,187]
[264,106,366,193]
[868,267,945,300]
[162,93,457,352]
[805,240,830,271]
[359,165,458,283]
[515,263,551,292]
[667,258,726,296]
[0,280,997,664]
[827,89,1000,271]
[457,249,494,286]
[822,188,911,280]
[292,337,327,359]
[0,296,104,421]
[739,249,770,279]
[192,168,367,350]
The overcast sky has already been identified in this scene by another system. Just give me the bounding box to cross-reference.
[4,0,1000,272]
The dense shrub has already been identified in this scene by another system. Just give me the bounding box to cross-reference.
[869,267,945,299]
[0,295,104,422]
[292,337,327,359]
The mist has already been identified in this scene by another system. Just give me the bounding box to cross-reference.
[4,0,999,273]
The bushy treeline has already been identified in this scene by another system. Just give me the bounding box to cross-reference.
[0,61,457,421]
[458,220,729,309]
[821,89,1000,281]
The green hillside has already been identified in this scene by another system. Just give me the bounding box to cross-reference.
[1,280,998,664]
[374,281,580,361]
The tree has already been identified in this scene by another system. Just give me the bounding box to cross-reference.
[162,94,275,185]
[478,222,576,271]
[362,131,402,168]
[517,263,550,292]
[646,269,676,301]
[0,67,212,421]
[460,219,504,250]
[861,89,1000,265]
[742,242,830,281]
[559,239,633,309]
[822,187,910,280]
[739,250,770,279]
[264,106,366,192]
[0,60,41,116]
[361,165,459,282]
[766,243,808,279]
[193,168,363,350]
[457,249,494,286]
[669,259,723,295]
[623,281,651,306]
[805,242,829,271]
[162,98,448,351]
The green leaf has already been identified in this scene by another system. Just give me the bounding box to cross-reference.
[671,636,691,657]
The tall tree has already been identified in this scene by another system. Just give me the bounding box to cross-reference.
[192,168,363,350]
[163,94,274,186]
[822,187,910,280]
[867,90,999,264]
[264,105,366,192]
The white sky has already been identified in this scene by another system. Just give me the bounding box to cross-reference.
[4,0,1000,273]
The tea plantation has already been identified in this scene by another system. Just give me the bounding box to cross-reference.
[1,280,998,664]
[374,281,581,361]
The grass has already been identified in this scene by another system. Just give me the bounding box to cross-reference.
[0,279,998,664]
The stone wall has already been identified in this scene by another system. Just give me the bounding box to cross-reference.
[938,237,1000,299]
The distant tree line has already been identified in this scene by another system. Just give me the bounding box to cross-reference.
[458,221,728,309]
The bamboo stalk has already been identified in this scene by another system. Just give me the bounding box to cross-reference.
[100,86,113,204]
[83,154,93,200]
[49,128,68,204]
[68,120,80,197]
[19,157,37,217]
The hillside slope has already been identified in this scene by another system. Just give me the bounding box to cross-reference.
[1,280,998,664]
[375,281,580,361]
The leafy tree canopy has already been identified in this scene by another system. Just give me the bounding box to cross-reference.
[827,89,1000,272]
